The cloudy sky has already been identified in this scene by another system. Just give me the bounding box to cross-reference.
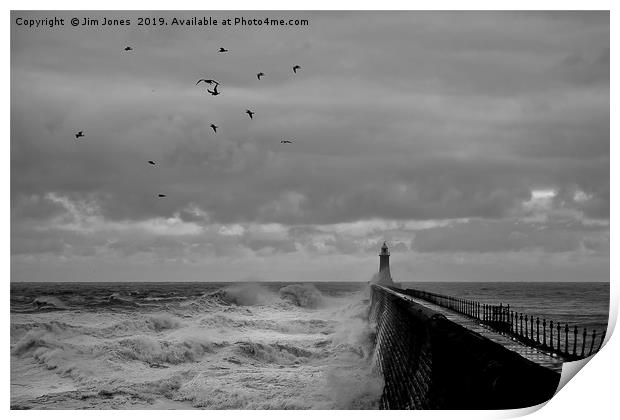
[11,11,609,283]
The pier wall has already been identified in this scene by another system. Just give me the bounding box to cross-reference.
[369,285,561,409]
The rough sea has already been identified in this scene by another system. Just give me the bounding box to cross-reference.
[10,281,610,409]
[10,282,382,409]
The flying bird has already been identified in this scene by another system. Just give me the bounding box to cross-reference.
[124,46,133,51]
[293,65,301,74]
[75,131,84,139]
[245,109,255,119]
[257,72,265,80]
[207,84,220,96]
[281,140,293,144]
[158,194,166,198]
[196,79,218,86]
[148,160,156,165]
[218,47,228,53]
[210,124,218,133]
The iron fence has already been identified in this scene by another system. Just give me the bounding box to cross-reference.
[402,288,606,361]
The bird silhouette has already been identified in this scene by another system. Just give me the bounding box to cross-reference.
[218,47,228,53]
[158,194,166,198]
[257,72,265,80]
[148,160,156,165]
[124,46,133,51]
[293,65,301,74]
[207,84,220,96]
[75,131,84,139]
[245,109,255,119]
[281,140,293,144]
[196,79,218,86]
[210,124,218,133]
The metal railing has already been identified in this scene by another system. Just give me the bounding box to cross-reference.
[402,288,606,361]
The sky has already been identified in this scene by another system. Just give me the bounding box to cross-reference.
[10,11,609,282]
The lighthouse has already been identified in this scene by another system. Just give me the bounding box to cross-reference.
[379,242,391,276]
[376,241,395,286]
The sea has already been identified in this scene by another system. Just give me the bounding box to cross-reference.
[10,281,610,409]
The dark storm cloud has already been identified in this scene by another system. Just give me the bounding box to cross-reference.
[10,11,609,281]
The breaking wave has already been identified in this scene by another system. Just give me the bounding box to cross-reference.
[207,283,277,306]
[113,336,217,365]
[279,284,324,308]
[235,341,317,364]
[32,296,67,311]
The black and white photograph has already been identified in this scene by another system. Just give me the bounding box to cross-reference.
[9,8,611,411]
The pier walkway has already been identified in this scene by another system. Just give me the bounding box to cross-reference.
[383,286,565,373]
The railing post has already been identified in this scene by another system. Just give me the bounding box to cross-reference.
[556,323,561,351]
[536,317,540,344]
[542,319,547,347]
[564,324,569,354]
[530,316,534,340]
[597,331,606,352]
[589,330,597,356]
[525,315,529,339]
[581,328,587,357]
[573,326,578,356]
[506,304,510,326]
[520,313,524,336]
[550,321,554,351]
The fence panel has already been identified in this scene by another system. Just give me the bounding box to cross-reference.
[401,288,605,361]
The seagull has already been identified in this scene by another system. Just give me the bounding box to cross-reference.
[245,109,255,119]
[281,140,293,144]
[207,84,220,96]
[158,194,166,198]
[75,131,84,139]
[293,65,301,74]
[124,46,133,51]
[196,79,218,86]
[210,124,218,133]
[257,72,265,80]
[219,47,228,53]
[148,160,156,165]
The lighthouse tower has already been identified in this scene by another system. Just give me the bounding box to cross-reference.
[377,242,395,286]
